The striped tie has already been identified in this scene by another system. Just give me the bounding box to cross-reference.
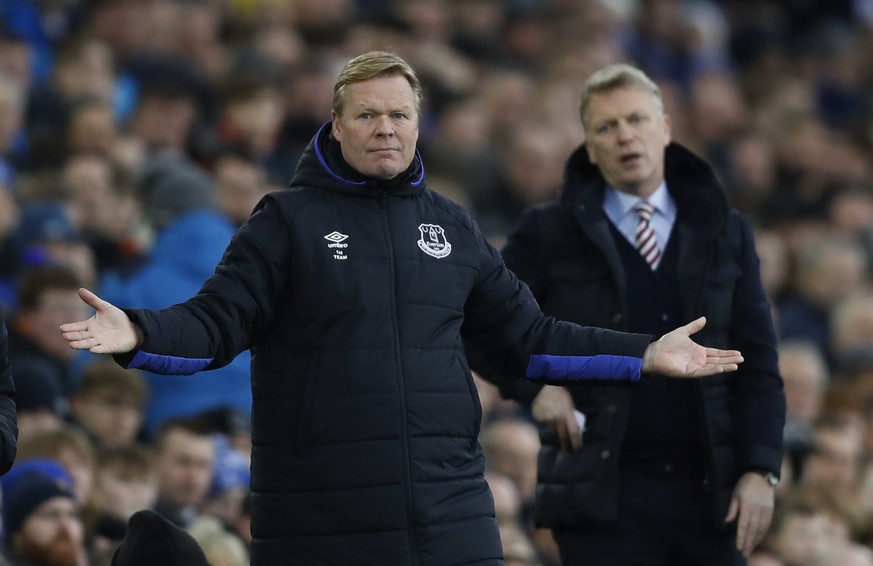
[634,201,661,270]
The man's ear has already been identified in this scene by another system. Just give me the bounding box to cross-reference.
[330,110,340,141]
[663,113,672,146]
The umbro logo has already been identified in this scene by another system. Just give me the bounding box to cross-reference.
[324,231,348,243]
[324,231,349,260]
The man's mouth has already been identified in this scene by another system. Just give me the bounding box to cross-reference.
[620,153,641,164]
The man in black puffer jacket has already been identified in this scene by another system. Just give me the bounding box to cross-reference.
[59,52,742,566]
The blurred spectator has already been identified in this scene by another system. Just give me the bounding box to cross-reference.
[0,466,85,566]
[477,125,567,237]
[725,129,779,219]
[187,516,249,566]
[127,58,207,155]
[800,413,864,504]
[0,76,25,191]
[212,69,282,165]
[152,418,215,528]
[500,523,543,566]
[831,292,873,363]
[23,36,117,171]
[213,153,270,227]
[17,425,97,504]
[193,406,251,461]
[226,488,250,549]
[780,341,830,477]
[8,262,87,393]
[765,494,833,566]
[754,227,791,303]
[481,417,540,513]
[776,233,866,359]
[59,153,144,276]
[69,359,148,448]
[198,433,249,529]
[98,152,251,435]
[11,201,78,265]
[85,445,158,558]
[485,471,522,530]
[11,357,68,444]
[481,416,550,561]
[0,20,35,91]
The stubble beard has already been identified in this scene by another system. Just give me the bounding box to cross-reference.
[15,530,80,566]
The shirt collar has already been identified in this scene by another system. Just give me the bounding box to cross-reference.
[603,181,672,219]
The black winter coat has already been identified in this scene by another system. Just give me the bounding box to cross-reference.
[0,306,18,475]
[116,125,656,565]
[477,143,785,529]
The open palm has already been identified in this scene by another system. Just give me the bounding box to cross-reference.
[645,317,743,378]
[59,288,139,354]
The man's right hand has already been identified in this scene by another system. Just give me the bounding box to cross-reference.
[532,385,582,451]
[59,288,140,354]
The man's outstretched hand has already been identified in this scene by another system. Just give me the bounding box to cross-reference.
[642,317,743,378]
[59,288,140,354]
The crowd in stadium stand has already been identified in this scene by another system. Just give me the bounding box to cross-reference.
[2,0,873,564]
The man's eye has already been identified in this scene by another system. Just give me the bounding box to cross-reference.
[629,115,645,124]
[393,113,407,120]
[360,113,372,120]
[596,124,612,134]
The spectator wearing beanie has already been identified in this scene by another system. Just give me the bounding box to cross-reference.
[111,510,211,566]
[0,468,84,566]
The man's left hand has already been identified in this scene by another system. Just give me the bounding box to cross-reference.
[724,471,775,557]
[642,317,744,377]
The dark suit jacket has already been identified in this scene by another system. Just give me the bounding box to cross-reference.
[472,143,785,529]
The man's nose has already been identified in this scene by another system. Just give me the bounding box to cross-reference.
[375,115,394,136]
[616,121,633,142]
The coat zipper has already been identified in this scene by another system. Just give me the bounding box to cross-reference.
[380,192,420,564]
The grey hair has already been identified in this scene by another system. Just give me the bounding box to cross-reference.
[579,63,664,127]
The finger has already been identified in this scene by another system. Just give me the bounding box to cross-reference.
[753,508,773,548]
[692,363,738,377]
[736,512,751,556]
[59,322,89,333]
[724,498,738,523]
[706,356,743,366]
[705,348,743,362]
[742,514,760,557]
[66,337,101,351]
[681,316,706,336]
[78,287,110,311]
[61,329,92,341]
[565,413,582,451]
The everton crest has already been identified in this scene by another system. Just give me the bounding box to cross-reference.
[417,223,452,258]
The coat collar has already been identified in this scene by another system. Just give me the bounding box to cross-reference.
[562,142,729,235]
[289,122,426,197]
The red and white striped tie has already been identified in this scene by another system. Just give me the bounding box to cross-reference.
[634,201,661,270]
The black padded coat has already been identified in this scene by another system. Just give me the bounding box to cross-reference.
[116,125,655,565]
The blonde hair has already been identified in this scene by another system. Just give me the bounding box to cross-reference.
[332,51,423,117]
[579,63,665,128]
